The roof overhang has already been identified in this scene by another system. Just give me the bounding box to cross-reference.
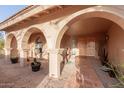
[0,5,94,32]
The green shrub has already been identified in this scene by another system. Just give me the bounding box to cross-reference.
[109,63,124,87]
[0,40,4,49]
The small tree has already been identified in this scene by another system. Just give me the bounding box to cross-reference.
[0,39,4,49]
[0,32,5,55]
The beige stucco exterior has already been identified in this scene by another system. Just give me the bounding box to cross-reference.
[1,5,124,79]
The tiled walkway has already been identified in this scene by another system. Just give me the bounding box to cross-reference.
[37,61,77,88]
[0,56,118,88]
[0,57,49,88]
[88,57,118,87]
[75,56,118,88]
[0,57,76,88]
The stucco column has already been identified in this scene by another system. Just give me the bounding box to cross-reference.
[49,49,62,78]
[4,48,12,62]
[19,49,29,66]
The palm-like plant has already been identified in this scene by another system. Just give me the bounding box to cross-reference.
[110,64,124,87]
[101,62,124,87]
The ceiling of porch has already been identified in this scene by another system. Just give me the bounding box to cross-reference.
[66,17,114,36]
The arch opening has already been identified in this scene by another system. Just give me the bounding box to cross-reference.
[6,34,18,61]
[57,11,124,87]
[21,27,49,69]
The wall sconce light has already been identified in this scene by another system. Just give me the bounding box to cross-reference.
[105,34,109,41]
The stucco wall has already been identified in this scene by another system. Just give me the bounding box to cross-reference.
[11,36,17,49]
[108,24,124,69]
[10,36,18,58]
[60,34,71,48]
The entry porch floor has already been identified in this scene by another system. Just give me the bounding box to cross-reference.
[0,57,49,88]
[0,56,119,88]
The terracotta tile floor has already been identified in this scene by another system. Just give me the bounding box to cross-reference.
[0,57,49,88]
[88,57,119,87]
[0,57,76,88]
[0,56,119,88]
[75,56,119,88]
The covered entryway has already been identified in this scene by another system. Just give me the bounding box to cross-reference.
[56,10,124,87]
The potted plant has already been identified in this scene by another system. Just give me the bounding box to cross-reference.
[31,58,41,72]
[10,49,18,64]
[10,57,18,64]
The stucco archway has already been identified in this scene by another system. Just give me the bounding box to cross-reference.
[6,33,17,49]
[21,27,48,65]
[55,8,124,87]
[21,27,47,50]
[55,8,124,48]
[5,33,18,59]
